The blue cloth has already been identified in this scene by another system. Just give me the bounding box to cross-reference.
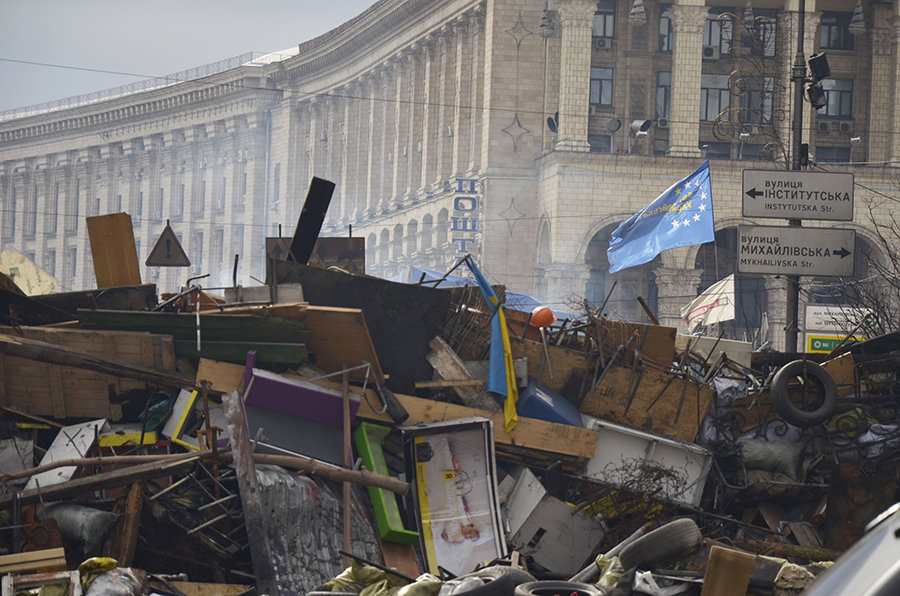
[607,161,715,274]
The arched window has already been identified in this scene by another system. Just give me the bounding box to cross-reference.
[436,209,449,248]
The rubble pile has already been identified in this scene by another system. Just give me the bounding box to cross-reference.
[1,259,899,596]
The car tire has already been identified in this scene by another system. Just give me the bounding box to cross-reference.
[513,580,605,596]
[450,565,537,596]
[617,518,702,571]
[771,360,837,427]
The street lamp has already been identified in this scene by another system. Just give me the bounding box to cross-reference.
[627,119,652,153]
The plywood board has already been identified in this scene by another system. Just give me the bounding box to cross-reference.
[0,326,176,420]
[86,212,142,288]
[579,363,713,442]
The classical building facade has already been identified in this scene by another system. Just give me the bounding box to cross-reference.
[2,0,899,350]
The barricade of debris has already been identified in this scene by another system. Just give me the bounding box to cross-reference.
[2,224,900,594]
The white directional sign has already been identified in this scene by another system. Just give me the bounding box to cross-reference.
[738,225,855,276]
[742,170,854,221]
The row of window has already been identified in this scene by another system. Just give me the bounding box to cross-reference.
[590,67,852,120]
[596,5,855,54]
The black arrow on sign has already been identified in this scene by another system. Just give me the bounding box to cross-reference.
[833,246,851,258]
[745,187,763,199]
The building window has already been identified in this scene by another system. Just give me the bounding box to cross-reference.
[135,190,143,224]
[816,146,851,163]
[195,179,206,215]
[191,230,204,274]
[43,250,56,277]
[658,5,672,52]
[822,79,853,117]
[65,179,79,233]
[593,0,616,38]
[701,141,731,160]
[232,225,244,257]
[590,67,614,108]
[656,71,671,119]
[700,74,730,121]
[155,187,164,220]
[174,184,184,219]
[24,184,37,239]
[214,228,224,268]
[588,134,613,153]
[821,12,854,51]
[739,76,774,123]
[64,247,77,286]
[47,183,59,234]
[215,177,226,211]
[703,10,732,55]
[116,194,122,213]
[742,12,776,58]
[3,186,16,242]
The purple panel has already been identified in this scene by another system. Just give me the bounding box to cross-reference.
[243,368,359,428]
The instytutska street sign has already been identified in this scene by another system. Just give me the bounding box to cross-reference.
[742,170,854,221]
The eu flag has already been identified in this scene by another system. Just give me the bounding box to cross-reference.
[607,161,715,274]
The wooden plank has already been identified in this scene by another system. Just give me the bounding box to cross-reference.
[104,481,143,566]
[78,309,309,343]
[196,358,598,460]
[219,303,385,384]
[173,339,307,365]
[0,548,67,574]
[578,363,713,442]
[426,336,501,412]
[86,212,142,288]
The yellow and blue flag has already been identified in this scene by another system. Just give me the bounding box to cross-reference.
[607,161,715,274]
[463,255,519,432]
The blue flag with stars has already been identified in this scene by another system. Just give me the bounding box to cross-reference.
[607,161,715,274]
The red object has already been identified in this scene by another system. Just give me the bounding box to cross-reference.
[529,305,556,328]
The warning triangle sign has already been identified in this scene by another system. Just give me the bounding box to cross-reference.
[146,223,191,267]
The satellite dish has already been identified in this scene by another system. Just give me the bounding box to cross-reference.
[606,118,622,133]
[547,111,559,134]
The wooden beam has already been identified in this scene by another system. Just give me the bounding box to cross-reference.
[0,453,204,508]
[0,548,67,574]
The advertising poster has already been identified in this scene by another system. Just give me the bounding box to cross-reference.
[406,418,505,576]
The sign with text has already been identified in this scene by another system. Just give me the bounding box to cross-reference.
[742,170,854,221]
[737,225,855,276]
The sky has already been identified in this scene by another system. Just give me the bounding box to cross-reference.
[0,0,375,112]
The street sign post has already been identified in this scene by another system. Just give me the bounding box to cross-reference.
[742,170,854,221]
[738,225,855,276]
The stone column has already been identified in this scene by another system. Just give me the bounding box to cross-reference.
[890,18,900,162]
[369,68,389,213]
[868,27,891,162]
[406,47,424,199]
[666,3,705,158]
[453,15,472,177]
[555,0,594,152]
[390,55,409,207]
[420,38,438,190]
[469,6,485,174]
[338,87,354,225]
[437,25,455,185]
[654,267,703,330]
